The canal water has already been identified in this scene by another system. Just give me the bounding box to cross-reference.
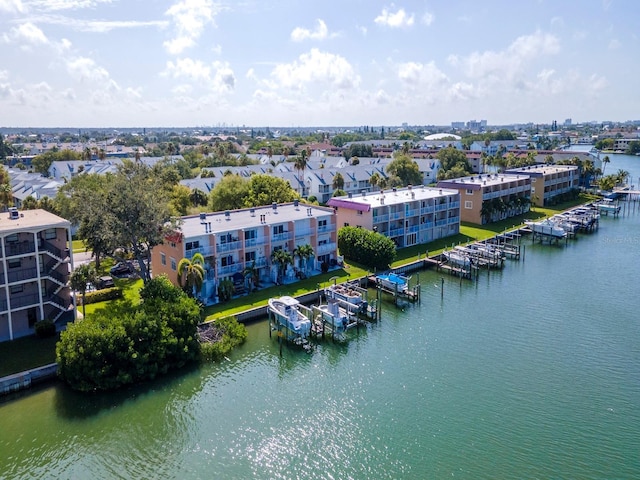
[1,155,639,479]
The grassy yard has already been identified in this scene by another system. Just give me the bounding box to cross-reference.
[71,239,87,254]
[0,334,59,377]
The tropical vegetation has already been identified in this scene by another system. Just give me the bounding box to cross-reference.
[338,226,396,271]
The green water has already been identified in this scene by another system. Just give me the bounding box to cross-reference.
[2,158,640,479]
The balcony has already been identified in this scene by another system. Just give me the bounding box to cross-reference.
[435,203,448,212]
[218,264,242,276]
[317,242,336,255]
[390,211,403,220]
[420,206,435,214]
[295,229,312,238]
[244,238,258,248]
[216,240,241,253]
[448,216,460,224]
[272,232,292,243]
[449,201,460,209]
[185,246,205,258]
[435,219,448,227]
[407,225,420,233]
[389,227,405,237]
[10,293,40,309]
[7,267,38,283]
[317,224,335,234]
[420,221,434,229]
[373,214,389,223]
[405,208,420,218]
[5,241,36,257]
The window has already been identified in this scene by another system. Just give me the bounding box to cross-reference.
[356,210,363,216]
[44,228,57,240]
[272,225,284,235]
[318,219,327,228]
[170,242,176,248]
[344,222,349,227]
[8,259,21,269]
[185,240,200,250]
[245,251,256,262]
[407,233,417,246]
[161,252,166,266]
[465,189,474,195]
[5,234,17,243]
[245,229,257,240]
[465,201,473,209]
[170,257,176,271]
[10,284,23,294]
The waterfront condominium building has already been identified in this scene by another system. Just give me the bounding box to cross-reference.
[151,202,338,305]
[0,208,74,342]
[437,173,532,225]
[504,164,579,207]
[327,185,461,248]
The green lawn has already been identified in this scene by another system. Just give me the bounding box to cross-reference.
[0,334,59,377]
[71,239,86,254]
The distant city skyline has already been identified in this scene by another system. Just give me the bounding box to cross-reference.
[1,0,639,128]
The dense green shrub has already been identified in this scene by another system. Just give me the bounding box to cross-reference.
[83,287,123,305]
[338,226,396,270]
[34,319,56,338]
[199,316,248,361]
[57,275,201,392]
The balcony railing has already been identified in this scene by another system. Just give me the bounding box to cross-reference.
[317,224,335,233]
[7,267,38,283]
[373,214,389,223]
[10,293,39,309]
[389,227,405,237]
[317,242,336,255]
[244,238,258,248]
[390,211,403,220]
[435,219,448,227]
[216,240,241,253]
[407,225,420,233]
[420,221,434,229]
[435,203,448,212]
[218,264,242,276]
[295,229,312,238]
[420,206,435,214]
[5,241,36,257]
[405,208,420,217]
[272,232,292,243]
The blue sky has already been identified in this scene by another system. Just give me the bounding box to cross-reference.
[0,0,637,128]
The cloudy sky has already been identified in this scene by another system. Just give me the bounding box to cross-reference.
[0,0,637,128]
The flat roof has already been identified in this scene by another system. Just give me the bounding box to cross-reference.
[179,203,335,238]
[329,186,459,209]
[438,173,530,188]
[506,164,578,175]
[0,208,70,234]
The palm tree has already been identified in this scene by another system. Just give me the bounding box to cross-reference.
[332,172,345,190]
[294,150,308,196]
[83,147,92,161]
[270,249,293,284]
[0,183,13,211]
[293,244,314,275]
[243,261,260,292]
[616,169,629,186]
[134,148,141,162]
[266,144,273,164]
[369,172,380,191]
[70,263,98,319]
[601,155,610,176]
[177,253,205,298]
[98,148,106,161]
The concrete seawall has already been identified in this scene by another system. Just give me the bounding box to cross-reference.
[0,363,58,397]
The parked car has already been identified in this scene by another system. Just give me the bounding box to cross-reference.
[97,276,115,289]
[110,261,133,276]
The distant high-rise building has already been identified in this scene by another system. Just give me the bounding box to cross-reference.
[564,118,572,126]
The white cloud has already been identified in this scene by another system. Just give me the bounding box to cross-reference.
[25,0,113,11]
[448,31,560,83]
[374,7,414,28]
[164,57,212,83]
[4,22,49,45]
[421,12,434,26]
[269,48,360,91]
[163,0,221,55]
[608,38,621,49]
[0,0,25,13]
[291,19,335,42]
[163,58,235,93]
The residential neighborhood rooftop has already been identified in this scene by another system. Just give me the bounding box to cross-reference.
[439,173,530,187]
[329,185,459,211]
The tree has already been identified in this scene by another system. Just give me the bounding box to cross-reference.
[243,261,260,291]
[369,172,380,191]
[436,147,472,180]
[0,182,13,210]
[293,244,314,275]
[338,226,396,270]
[245,174,298,207]
[69,263,98,319]
[32,149,81,176]
[190,188,208,207]
[386,154,423,186]
[169,184,192,216]
[209,174,249,212]
[601,155,610,176]
[625,140,640,155]
[332,172,345,190]
[177,253,205,298]
[270,248,293,284]
[21,195,39,210]
[56,173,115,269]
[108,161,173,282]
[294,152,308,195]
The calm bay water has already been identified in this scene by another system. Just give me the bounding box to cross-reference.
[1,153,639,479]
